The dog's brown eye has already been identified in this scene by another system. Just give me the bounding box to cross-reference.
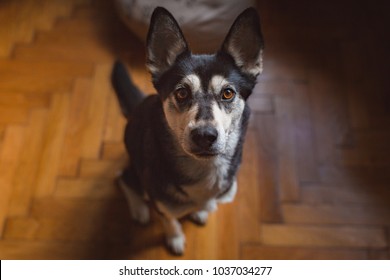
[174,88,190,101]
[222,88,235,101]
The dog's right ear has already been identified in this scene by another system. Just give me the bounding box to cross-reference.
[221,8,264,78]
[146,7,189,79]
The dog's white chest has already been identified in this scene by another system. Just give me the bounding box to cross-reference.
[182,156,229,208]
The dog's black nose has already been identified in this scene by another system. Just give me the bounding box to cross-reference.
[190,126,218,150]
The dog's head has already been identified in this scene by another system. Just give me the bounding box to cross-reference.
[146,7,264,159]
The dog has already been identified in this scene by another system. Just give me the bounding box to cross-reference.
[111,6,264,255]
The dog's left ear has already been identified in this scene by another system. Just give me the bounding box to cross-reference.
[146,7,189,79]
[221,8,264,77]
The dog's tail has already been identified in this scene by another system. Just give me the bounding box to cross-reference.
[111,61,145,118]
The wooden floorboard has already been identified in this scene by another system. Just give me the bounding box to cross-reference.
[0,0,389,259]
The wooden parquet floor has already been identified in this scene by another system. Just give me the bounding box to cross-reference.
[0,0,389,259]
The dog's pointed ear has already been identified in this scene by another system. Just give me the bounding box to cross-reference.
[221,8,264,77]
[146,7,189,78]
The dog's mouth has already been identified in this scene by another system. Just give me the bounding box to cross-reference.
[192,151,218,159]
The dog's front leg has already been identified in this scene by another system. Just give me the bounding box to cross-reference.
[160,216,185,255]
[156,200,195,255]
[118,177,150,225]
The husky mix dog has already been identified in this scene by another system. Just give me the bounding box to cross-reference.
[111,7,264,255]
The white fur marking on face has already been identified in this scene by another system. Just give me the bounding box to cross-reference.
[209,75,231,94]
[180,74,201,93]
[211,102,229,149]
[211,98,244,156]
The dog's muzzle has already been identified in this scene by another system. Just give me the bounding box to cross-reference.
[190,126,218,157]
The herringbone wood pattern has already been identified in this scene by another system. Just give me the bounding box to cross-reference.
[0,0,389,259]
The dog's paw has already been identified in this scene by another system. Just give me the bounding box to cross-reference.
[189,211,209,226]
[204,200,218,212]
[130,203,150,225]
[166,234,186,256]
